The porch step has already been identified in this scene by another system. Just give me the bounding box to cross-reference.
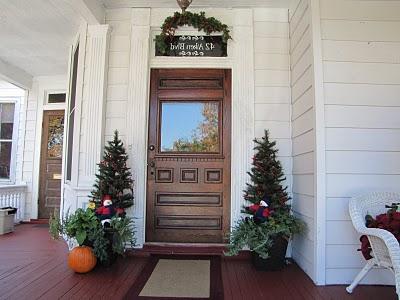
[144,244,226,255]
[22,219,49,224]
[128,244,251,260]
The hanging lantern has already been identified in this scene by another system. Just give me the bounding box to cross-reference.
[176,0,193,13]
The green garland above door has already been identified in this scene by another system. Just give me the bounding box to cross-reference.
[155,11,232,55]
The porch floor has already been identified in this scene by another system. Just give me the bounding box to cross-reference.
[0,224,396,300]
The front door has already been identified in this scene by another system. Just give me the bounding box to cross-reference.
[38,110,64,219]
[146,69,231,243]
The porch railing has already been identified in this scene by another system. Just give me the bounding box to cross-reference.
[0,184,27,223]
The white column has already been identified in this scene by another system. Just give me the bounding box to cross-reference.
[126,9,151,247]
[81,24,110,185]
[231,9,255,225]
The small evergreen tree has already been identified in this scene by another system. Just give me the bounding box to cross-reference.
[91,130,134,209]
[226,130,304,259]
[243,130,290,214]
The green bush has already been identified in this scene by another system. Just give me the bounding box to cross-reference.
[49,208,135,263]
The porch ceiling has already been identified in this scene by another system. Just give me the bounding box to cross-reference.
[102,0,293,9]
[0,0,83,77]
[0,80,19,89]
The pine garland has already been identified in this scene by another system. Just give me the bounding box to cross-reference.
[155,11,232,54]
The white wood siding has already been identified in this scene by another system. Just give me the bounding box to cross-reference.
[104,9,131,142]
[289,0,316,281]
[253,8,292,194]
[320,0,400,285]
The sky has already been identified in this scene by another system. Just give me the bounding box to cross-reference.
[161,102,204,151]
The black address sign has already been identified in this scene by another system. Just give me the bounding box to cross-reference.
[155,35,227,57]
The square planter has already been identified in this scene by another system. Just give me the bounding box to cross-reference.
[0,208,17,235]
[251,236,288,271]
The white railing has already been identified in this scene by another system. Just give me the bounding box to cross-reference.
[0,184,27,223]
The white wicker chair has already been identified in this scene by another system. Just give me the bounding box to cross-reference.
[347,192,400,296]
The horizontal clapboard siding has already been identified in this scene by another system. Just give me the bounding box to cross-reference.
[253,8,292,192]
[102,9,131,145]
[324,83,400,107]
[321,20,400,42]
[322,40,400,64]
[289,0,315,282]
[321,0,400,285]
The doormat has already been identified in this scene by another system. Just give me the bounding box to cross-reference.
[125,255,223,300]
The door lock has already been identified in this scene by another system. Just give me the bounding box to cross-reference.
[148,160,156,176]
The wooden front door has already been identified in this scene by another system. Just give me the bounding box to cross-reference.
[146,69,231,244]
[38,110,64,219]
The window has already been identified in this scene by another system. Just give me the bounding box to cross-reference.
[66,44,79,181]
[0,102,17,181]
[47,93,66,104]
[160,101,220,153]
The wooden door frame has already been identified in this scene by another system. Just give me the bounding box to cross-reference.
[31,84,67,220]
[145,68,232,245]
[38,109,65,218]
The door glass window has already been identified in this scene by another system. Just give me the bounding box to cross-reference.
[160,101,220,153]
[47,115,64,158]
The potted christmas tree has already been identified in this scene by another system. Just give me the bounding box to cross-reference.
[91,130,134,209]
[226,130,305,271]
[90,130,135,265]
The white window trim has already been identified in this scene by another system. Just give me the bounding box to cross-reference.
[0,97,20,184]
[64,24,86,188]
[44,89,67,110]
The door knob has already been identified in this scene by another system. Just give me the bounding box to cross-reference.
[148,145,155,151]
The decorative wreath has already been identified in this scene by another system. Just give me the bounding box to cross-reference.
[155,11,232,54]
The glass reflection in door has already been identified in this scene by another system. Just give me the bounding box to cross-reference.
[160,101,220,153]
[47,115,64,158]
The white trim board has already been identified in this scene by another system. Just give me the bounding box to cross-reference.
[310,0,326,286]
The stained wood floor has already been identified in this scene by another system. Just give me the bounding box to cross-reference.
[0,224,396,300]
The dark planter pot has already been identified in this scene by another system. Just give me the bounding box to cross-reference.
[251,236,288,271]
[101,228,118,267]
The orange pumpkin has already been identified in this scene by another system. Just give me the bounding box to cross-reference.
[68,246,97,273]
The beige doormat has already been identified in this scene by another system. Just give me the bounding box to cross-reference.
[139,259,210,298]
